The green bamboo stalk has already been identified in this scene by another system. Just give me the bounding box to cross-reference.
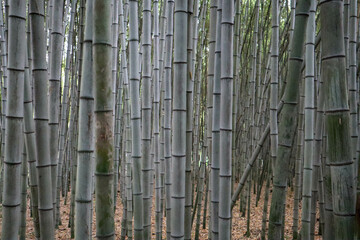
[29,0,55,238]
[164,1,174,239]
[312,67,325,238]
[194,144,207,240]
[322,129,335,239]
[49,0,64,222]
[125,86,133,240]
[171,0,188,238]
[1,1,26,237]
[356,0,360,233]
[218,0,233,238]
[112,0,120,212]
[24,34,40,238]
[292,79,304,239]
[320,1,355,238]
[260,160,271,240]
[301,0,316,237]
[211,0,222,237]
[69,68,79,238]
[153,1,163,238]
[206,0,217,236]
[203,167,209,231]
[74,0,94,238]
[0,1,7,199]
[141,0,152,238]
[348,0,358,169]
[270,0,279,176]
[268,0,310,238]
[128,0,144,238]
[93,0,115,238]
[184,1,194,239]
[119,1,132,238]
[191,0,204,190]
[57,0,77,223]
[19,142,27,240]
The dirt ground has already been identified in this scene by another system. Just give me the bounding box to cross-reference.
[0,187,322,239]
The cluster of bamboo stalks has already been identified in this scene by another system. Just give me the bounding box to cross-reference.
[0,0,359,239]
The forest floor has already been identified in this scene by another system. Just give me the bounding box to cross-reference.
[0,186,322,239]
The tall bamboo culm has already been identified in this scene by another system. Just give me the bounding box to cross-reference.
[270,0,279,176]
[141,0,152,238]
[24,37,41,238]
[301,0,316,238]
[211,0,222,238]
[153,0,162,238]
[218,0,233,238]
[171,0,187,239]
[75,0,94,238]
[2,0,26,238]
[93,0,115,238]
[184,1,194,239]
[164,1,174,239]
[49,0,64,220]
[268,1,310,238]
[58,0,77,223]
[128,0,144,238]
[29,0,55,238]
[320,0,355,239]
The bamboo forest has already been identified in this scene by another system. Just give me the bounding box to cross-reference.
[1,0,360,239]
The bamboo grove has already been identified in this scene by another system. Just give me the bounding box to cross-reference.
[0,0,359,239]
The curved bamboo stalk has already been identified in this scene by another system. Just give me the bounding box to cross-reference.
[268,1,310,238]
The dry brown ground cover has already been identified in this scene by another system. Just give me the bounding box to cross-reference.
[0,187,322,239]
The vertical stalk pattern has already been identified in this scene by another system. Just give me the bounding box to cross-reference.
[301,0,316,238]
[128,0,144,238]
[153,1,162,238]
[75,0,94,238]
[171,0,187,238]
[320,1,355,239]
[270,0,279,175]
[164,1,174,238]
[211,0,222,238]
[49,0,64,219]
[142,0,152,238]
[93,0,115,238]
[218,0,233,238]
[2,1,26,238]
[29,0,55,238]
[268,1,310,238]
